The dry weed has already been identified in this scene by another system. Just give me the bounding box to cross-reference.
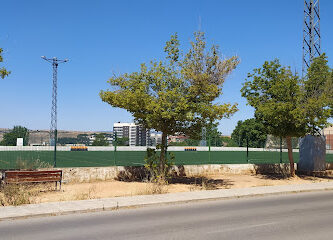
[74,185,97,200]
[136,182,168,195]
[0,184,41,206]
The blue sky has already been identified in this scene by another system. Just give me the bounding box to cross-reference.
[1,0,332,135]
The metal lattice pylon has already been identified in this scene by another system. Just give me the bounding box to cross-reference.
[42,56,68,166]
[50,61,58,146]
[302,0,321,77]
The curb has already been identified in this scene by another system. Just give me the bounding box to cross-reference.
[1,182,333,221]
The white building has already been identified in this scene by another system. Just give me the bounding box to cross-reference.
[113,122,150,146]
[150,132,162,146]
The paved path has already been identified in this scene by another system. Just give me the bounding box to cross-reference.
[1,191,333,240]
[1,181,333,220]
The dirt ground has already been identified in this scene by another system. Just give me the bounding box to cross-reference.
[33,173,333,204]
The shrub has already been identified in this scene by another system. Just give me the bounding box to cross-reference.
[144,148,174,183]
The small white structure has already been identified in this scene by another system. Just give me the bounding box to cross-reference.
[16,138,24,146]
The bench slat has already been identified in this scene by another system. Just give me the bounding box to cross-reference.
[5,170,62,175]
[6,177,61,183]
[5,173,61,178]
[3,171,62,182]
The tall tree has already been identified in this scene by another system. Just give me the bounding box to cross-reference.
[0,126,29,146]
[302,53,332,132]
[241,60,306,176]
[100,32,239,179]
[231,118,267,148]
[0,48,10,79]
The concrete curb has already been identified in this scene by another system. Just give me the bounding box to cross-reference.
[1,182,333,221]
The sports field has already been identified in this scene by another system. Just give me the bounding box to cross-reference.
[0,150,332,169]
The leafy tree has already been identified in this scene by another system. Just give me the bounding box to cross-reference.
[77,134,90,145]
[114,137,129,146]
[241,60,306,176]
[0,48,10,79]
[220,136,238,147]
[92,133,109,146]
[0,126,29,146]
[302,54,332,133]
[329,71,333,116]
[100,32,239,179]
[172,122,224,147]
[231,118,267,148]
[58,137,78,145]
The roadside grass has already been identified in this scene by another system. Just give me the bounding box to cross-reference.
[135,182,168,195]
[0,184,46,206]
[74,185,97,200]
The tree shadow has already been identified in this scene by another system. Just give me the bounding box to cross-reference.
[115,166,149,182]
[115,165,234,189]
[169,176,234,189]
[254,164,291,180]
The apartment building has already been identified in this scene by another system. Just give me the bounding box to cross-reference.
[113,122,150,146]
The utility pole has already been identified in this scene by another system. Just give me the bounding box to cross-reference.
[302,0,321,77]
[41,56,68,167]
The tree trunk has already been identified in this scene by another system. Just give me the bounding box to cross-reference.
[286,136,295,177]
[159,132,168,180]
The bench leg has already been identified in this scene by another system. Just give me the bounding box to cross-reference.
[55,181,58,191]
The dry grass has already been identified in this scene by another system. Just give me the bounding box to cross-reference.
[135,182,168,195]
[0,184,42,206]
[74,185,97,200]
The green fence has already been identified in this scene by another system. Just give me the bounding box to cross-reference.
[0,149,332,169]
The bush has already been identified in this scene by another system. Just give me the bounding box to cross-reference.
[144,148,174,183]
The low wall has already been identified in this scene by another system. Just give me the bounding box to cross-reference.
[58,163,296,183]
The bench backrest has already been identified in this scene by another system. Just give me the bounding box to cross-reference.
[4,170,62,183]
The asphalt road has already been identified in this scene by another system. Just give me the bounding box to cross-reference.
[1,191,333,240]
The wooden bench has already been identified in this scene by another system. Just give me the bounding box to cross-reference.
[1,170,62,190]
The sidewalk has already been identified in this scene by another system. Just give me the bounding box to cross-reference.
[1,181,333,220]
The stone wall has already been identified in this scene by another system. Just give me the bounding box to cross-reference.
[57,164,297,183]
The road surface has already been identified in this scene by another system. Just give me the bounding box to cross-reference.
[1,191,333,240]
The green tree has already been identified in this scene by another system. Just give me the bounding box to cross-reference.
[0,126,29,146]
[77,134,90,145]
[220,136,238,147]
[177,122,225,147]
[241,60,306,176]
[0,48,10,79]
[231,118,267,148]
[100,32,239,179]
[58,137,78,145]
[114,137,129,146]
[92,133,109,146]
[302,54,332,133]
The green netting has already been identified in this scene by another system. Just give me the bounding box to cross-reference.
[0,150,332,169]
